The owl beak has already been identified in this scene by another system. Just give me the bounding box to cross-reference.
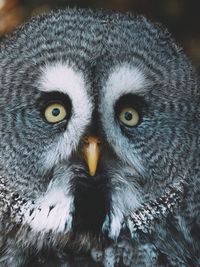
[83,136,100,176]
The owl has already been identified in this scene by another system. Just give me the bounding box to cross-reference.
[0,8,199,267]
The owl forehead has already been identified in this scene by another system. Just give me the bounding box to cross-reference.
[1,8,189,104]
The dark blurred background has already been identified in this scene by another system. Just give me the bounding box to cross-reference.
[0,0,199,67]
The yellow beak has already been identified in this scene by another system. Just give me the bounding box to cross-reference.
[83,136,100,176]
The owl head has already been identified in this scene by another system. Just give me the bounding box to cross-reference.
[0,8,199,254]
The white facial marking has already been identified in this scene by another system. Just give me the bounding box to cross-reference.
[104,64,148,105]
[38,63,86,96]
[37,62,93,170]
[24,190,74,233]
[100,64,148,174]
[106,188,141,240]
[102,169,142,240]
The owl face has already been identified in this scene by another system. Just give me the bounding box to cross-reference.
[0,9,199,251]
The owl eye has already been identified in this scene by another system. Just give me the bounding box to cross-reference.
[118,107,139,127]
[44,103,67,123]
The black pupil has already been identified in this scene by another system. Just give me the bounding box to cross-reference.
[52,108,60,117]
[124,111,133,121]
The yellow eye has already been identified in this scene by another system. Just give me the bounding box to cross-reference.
[118,107,139,127]
[44,103,67,123]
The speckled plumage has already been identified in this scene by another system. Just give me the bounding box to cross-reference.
[0,8,199,267]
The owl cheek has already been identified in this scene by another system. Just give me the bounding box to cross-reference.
[40,137,79,172]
